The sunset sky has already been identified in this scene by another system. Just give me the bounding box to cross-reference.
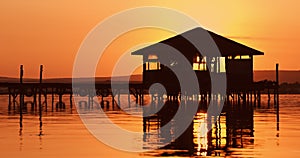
[0,0,299,78]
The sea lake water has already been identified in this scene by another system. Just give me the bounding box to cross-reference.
[0,94,299,158]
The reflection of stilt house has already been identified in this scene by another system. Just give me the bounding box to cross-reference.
[132,27,263,94]
[142,100,255,156]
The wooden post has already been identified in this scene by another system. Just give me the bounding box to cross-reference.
[88,95,91,108]
[253,91,256,107]
[246,92,249,105]
[128,91,131,108]
[39,65,43,83]
[141,93,144,105]
[237,93,240,105]
[19,65,23,129]
[139,93,142,105]
[117,91,121,108]
[112,93,115,108]
[101,95,104,108]
[70,93,73,109]
[91,96,94,109]
[226,93,230,105]
[59,94,63,108]
[267,88,271,108]
[257,91,261,108]
[39,65,43,131]
[135,94,138,104]
[276,63,279,131]
[250,91,252,106]
[8,89,11,112]
[243,92,246,105]
[13,93,16,110]
[51,88,54,112]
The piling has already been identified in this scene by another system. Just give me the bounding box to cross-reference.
[44,88,47,112]
[70,93,73,109]
[19,65,23,129]
[128,92,131,107]
[51,88,54,112]
[8,88,11,111]
[117,92,121,108]
[257,91,261,108]
[112,94,115,107]
[39,65,43,131]
[267,88,271,108]
[276,63,279,131]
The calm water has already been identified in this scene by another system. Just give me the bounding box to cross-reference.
[0,94,299,157]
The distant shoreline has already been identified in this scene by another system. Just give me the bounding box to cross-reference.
[0,70,299,83]
[0,70,299,94]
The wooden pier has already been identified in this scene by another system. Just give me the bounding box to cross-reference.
[1,81,147,111]
[0,64,279,132]
[0,79,279,111]
[0,64,280,110]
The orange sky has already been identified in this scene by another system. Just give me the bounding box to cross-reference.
[0,0,299,78]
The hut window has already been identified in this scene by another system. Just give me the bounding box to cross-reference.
[193,63,199,70]
[193,55,207,71]
[196,56,200,62]
[219,57,226,72]
[210,57,226,73]
[241,55,251,59]
[233,55,251,59]
[148,54,158,60]
[210,57,216,72]
[146,61,160,70]
[145,54,160,71]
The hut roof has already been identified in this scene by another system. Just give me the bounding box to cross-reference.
[132,27,264,56]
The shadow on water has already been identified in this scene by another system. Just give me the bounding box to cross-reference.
[142,99,255,157]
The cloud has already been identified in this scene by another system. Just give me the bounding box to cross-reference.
[225,36,300,41]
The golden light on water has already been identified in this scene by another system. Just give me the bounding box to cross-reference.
[193,112,208,156]
[193,112,227,156]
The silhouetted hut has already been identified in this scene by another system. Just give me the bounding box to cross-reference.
[132,27,263,94]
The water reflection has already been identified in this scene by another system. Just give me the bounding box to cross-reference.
[1,94,299,157]
[2,94,281,157]
[143,100,255,157]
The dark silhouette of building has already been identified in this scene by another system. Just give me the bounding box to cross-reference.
[132,27,264,94]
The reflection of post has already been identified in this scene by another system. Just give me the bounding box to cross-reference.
[19,65,23,129]
[33,93,37,111]
[59,94,63,107]
[13,93,16,110]
[276,63,280,131]
[44,88,47,112]
[225,102,254,149]
[19,128,23,151]
[207,111,212,155]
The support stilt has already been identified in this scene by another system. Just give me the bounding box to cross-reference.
[19,65,23,129]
